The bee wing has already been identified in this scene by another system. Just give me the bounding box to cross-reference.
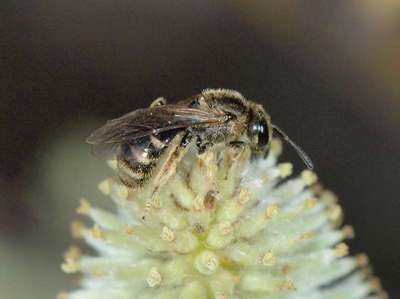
[87,105,224,158]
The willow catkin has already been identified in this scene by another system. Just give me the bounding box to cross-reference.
[60,138,387,299]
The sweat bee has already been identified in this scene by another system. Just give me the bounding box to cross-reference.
[87,89,313,188]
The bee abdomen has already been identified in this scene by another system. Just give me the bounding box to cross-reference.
[118,158,156,187]
[117,129,184,188]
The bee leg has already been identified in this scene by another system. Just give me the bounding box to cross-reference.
[150,133,192,194]
[150,97,167,108]
[140,133,194,221]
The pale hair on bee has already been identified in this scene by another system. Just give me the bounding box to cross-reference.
[87,88,313,188]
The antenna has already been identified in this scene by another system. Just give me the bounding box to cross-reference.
[272,124,314,170]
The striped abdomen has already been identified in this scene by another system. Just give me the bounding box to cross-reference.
[117,129,183,187]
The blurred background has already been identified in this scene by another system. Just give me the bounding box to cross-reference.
[1,1,399,298]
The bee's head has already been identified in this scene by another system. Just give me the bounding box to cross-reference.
[201,89,314,169]
[247,105,273,152]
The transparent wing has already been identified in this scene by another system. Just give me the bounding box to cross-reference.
[87,105,224,158]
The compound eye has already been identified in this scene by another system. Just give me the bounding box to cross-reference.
[256,119,269,148]
[249,118,269,149]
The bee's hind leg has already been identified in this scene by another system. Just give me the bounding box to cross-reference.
[150,97,167,108]
[150,133,193,193]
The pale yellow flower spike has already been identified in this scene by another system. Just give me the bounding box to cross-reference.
[61,138,386,299]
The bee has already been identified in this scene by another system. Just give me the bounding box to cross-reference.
[87,89,313,188]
